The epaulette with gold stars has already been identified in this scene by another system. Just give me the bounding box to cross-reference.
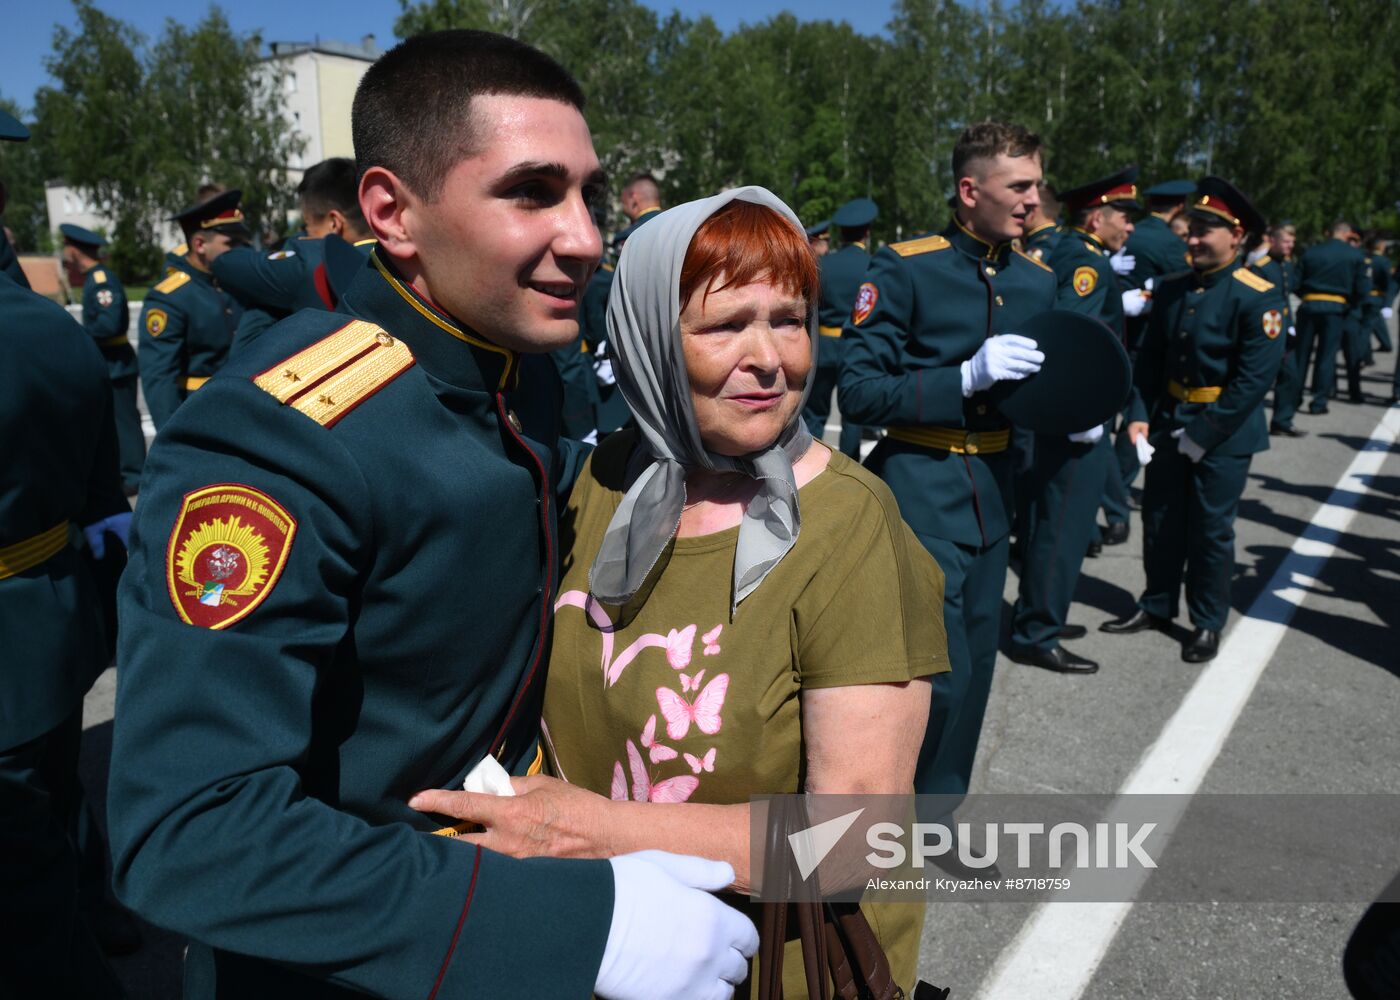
[889,235,951,257]
[153,270,191,295]
[1014,248,1053,272]
[252,319,415,428]
[1233,268,1274,293]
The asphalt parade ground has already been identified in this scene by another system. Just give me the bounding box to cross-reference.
[80,331,1399,997]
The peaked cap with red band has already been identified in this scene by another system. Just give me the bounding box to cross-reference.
[1187,175,1266,234]
[1059,165,1142,214]
[171,187,251,241]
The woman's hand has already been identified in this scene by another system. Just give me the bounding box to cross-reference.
[409,775,615,860]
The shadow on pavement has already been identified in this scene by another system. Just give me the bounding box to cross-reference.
[80,720,186,998]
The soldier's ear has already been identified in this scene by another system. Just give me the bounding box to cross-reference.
[359,166,417,264]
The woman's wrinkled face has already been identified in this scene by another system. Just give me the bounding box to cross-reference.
[680,278,812,457]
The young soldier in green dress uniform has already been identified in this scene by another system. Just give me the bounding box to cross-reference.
[0,108,134,997]
[806,216,832,257]
[839,121,1055,803]
[61,224,145,495]
[1258,223,1306,437]
[1008,168,1139,674]
[108,31,756,1000]
[214,158,377,356]
[137,189,248,431]
[1360,235,1392,358]
[1287,220,1369,417]
[1019,180,1060,264]
[1101,179,1193,532]
[1102,177,1286,663]
[804,196,877,457]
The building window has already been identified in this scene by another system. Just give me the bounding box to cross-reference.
[286,72,298,94]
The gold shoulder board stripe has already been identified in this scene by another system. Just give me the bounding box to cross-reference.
[1255,255,1271,267]
[154,270,191,295]
[93,269,108,285]
[1233,268,1274,293]
[1014,248,1053,272]
[890,235,951,257]
[252,319,415,428]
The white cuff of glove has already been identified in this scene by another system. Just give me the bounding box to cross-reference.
[1068,424,1105,444]
[1135,434,1156,466]
[1383,307,1394,320]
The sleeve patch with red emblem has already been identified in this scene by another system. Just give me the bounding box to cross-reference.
[1262,309,1283,339]
[145,308,168,336]
[166,484,297,630]
[852,282,879,325]
[1072,266,1098,297]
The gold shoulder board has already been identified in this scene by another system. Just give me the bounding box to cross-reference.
[890,235,951,257]
[93,269,108,285]
[1014,248,1053,272]
[154,270,191,295]
[252,319,415,428]
[1254,254,1271,267]
[1233,268,1274,293]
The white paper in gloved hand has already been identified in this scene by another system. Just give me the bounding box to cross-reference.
[462,755,516,796]
[1135,434,1155,466]
[1170,427,1205,463]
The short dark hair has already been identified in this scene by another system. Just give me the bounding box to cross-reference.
[352,29,585,201]
[952,122,1042,182]
[297,158,363,227]
[623,172,660,195]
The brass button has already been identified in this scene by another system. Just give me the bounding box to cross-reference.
[965,432,980,454]
[375,331,395,347]
[507,409,523,433]
[985,266,997,277]
[995,295,1005,306]
[976,404,987,415]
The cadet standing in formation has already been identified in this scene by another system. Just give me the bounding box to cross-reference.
[840,122,1055,806]
[806,216,831,257]
[1007,167,1139,674]
[61,223,145,495]
[1287,220,1370,418]
[0,108,134,997]
[109,30,755,1000]
[805,195,876,457]
[1019,180,1060,263]
[1103,178,1286,663]
[1103,178,1194,534]
[1249,224,1303,437]
[1360,235,1392,359]
[137,189,248,430]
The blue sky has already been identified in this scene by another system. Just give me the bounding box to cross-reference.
[2,0,895,112]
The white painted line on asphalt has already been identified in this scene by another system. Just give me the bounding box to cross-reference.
[975,405,1400,1000]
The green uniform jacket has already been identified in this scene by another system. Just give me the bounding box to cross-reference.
[581,264,630,434]
[1021,222,1061,266]
[0,272,127,750]
[137,256,243,431]
[0,228,28,289]
[1050,228,1126,337]
[1130,256,1286,456]
[109,250,611,999]
[839,219,1057,547]
[1296,238,1369,316]
[1247,254,1295,333]
[212,238,335,315]
[1121,215,1189,290]
[79,263,135,380]
[1362,253,1390,316]
[817,242,872,331]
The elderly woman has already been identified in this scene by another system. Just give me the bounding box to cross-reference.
[415,187,946,995]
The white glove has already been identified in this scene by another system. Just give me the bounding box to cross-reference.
[1144,277,1155,293]
[82,511,132,559]
[596,851,758,1000]
[1171,427,1205,463]
[960,334,1044,396]
[1384,307,1394,320]
[1135,434,1155,466]
[594,341,617,387]
[1246,246,1269,266]
[1068,424,1104,444]
[1110,250,1136,275]
[1122,288,1151,317]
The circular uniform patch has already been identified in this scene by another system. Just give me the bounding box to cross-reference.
[852,282,879,325]
[1262,309,1283,339]
[96,288,114,307]
[1072,266,1098,297]
[145,308,168,336]
[166,484,297,630]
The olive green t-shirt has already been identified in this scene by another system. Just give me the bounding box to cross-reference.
[542,431,947,801]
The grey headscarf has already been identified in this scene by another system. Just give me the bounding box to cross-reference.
[587,186,817,615]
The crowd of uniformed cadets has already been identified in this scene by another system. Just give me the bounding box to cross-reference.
[2,33,1399,994]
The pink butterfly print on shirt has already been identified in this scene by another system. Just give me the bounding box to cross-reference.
[664,625,697,670]
[616,738,698,803]
[684,748,717,774]
[702,624,722,656]
[640,714,678,763]
[679,669,705,694]
[656,673,730,741]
